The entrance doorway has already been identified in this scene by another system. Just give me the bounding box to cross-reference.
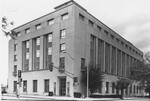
[23,80,27,92]
[59,77,66,96]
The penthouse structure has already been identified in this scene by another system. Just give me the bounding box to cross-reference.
[8,0,144,97]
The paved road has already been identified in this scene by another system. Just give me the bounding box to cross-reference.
[1,94,150,101]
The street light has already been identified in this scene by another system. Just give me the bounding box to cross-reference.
[62,51,75,97]
[63,51,74,60]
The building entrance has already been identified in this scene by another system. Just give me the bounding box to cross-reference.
[59,77,66,96]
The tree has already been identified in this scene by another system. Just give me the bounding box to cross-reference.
[113,77,131,99]
[2,16,16,39]
[145,52,150,63]
[129,52,150,98]
[81,63,103,95]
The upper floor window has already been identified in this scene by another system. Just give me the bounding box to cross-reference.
[104,30,108,36]
[26,41,29,48]
[36,24,41,30]
[111,35,114,39]
[48,19,54,25]
[121,42,124,46]
[81,58,85,69]
[36,38,40,46]
[26,53,29,59]
[79,13,84,21]
[62,13,68,20]
[60,57,65,69]
[125,44,128,48]
[14,44,17,51]
[116,38,120,43]
[36,50,40,57]
[14,55,17,61]
[89,20,94,26]
[14,65,17,73]
[16,32,20,37]
[60,29,66,39]
[48,47,52,55]
[48,33,52,42]
[60,43,65,52]
[25,28,30,34]
[97,25,102,32]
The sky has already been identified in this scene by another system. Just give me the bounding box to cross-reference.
[0,0,150,85]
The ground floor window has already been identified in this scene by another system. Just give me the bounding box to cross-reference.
[112,82,115,93]
[33,80,37,92]
[44,79,49,93]
[106,82,109,93]
[99,81,102,93]
[54,82,56,95]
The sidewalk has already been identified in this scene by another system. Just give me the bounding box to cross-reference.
[1,93,149,100]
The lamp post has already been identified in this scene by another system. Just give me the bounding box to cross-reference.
[62,51,74,97]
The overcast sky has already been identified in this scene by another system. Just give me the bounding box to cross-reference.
[1,0,150,85]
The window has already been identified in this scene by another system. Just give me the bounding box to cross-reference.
[13,65,17,76]
[48,33,52,42]
[26,41,29,48]
[60,57,65,69]
[134,85,136,94]
[111,35,114,39]
[13,81,17,92]
[26,53,29,59]
[116,38,120,43]
[60,29,66,39]
[14,55,17,61]
[99,81,102,93]
[74,77,78,82]
[79,13,84,21]
[130,85,132,94]
[36,38,40,46]
[89,20,94,26]
[60,43,65,52]
[48,47,52,55]
[16,32,20,37]
[14,44,17,51]
[48,19,54,25]
[104,30,108,35]
[33,80,37,92]
[62,13,68,20]
[36,24,41,30]
[112,82,115,93]
[25,28,30,34]
[36,50,40,57]
[105,43,110,73]
[125,44,128,48]
[106,82,109,93]
[97,25,102,32]
[44,79,49,92]
[121,42,124,46]
[81,58,85,69]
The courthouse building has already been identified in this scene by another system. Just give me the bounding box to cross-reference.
[8,0,144,97]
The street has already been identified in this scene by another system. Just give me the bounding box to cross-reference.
[1,94,150,101]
